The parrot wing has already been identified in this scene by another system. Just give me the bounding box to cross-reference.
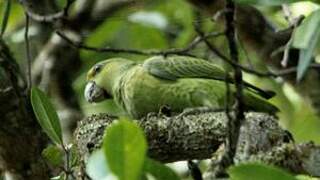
[143,56,227,81]
[143,56,275,99]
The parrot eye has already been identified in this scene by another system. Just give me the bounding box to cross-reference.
[87,63,105,80]
[93,64,103,74]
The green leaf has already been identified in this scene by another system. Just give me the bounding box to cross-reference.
[86,150,110,180]
[293,9,320,81]
[103,119,147,180]
[228,163,296,180]
[31,87,63,145]
[42,145,64,167]
[297,41,319,81]
[0,0,11,37]
[293,9,320,49]
[144,158,180,180]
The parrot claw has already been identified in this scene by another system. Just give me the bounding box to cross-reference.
[158,105,172,117]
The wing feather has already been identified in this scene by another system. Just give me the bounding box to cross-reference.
[143,56,275,99]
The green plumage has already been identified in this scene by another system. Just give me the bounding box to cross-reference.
[85,56,278,118]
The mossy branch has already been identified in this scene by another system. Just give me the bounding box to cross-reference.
[75,112,320,177]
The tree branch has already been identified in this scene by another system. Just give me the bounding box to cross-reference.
[74,112,320,177]
[213,0,245,177]
[0,40,49,180]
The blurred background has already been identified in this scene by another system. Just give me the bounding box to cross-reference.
[1,0,320,146]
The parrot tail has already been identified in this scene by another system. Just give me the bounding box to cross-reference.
[243,92,279,114]
[243,81,276,99]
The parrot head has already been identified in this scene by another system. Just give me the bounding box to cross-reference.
[84,58,134,103]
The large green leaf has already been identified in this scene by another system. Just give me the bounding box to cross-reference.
[31,87,63,145]
[103,119,147,180]
[143,158,180,180]
[228,163,296,180]
[292,9,320,81]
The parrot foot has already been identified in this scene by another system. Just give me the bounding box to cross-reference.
[187,160,203,180]
[158,104,172,117]
[176,107,225,118]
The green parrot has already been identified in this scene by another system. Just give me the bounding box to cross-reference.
[84,56,278,118]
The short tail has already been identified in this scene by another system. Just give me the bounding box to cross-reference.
[243,92,279,114]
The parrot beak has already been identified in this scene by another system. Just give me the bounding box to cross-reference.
[84,81,111,103]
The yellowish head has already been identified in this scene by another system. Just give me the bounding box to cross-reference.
[84,58,135,103]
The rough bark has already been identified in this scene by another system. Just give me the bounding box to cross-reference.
[74,112,320,177]
[0,40,49,179]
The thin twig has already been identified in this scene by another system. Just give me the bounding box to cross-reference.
[57,27,320,79]
[225,0,245,162]
[24,13,32,92]
[278,5,305,67]
[55,20,320,79]
[62,144,71,180]
[56,30,224,57]
[214,0,245,177]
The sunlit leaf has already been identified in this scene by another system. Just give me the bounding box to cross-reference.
[31,87,63,145]
[292,9,320,81]
[103,119,147,180]
[228,163,296,180]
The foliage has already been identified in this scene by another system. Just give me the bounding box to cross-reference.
[293,9,320,81]
[31,87,77,179]
[86,119,179,180]
[1,0,320,179]
[103,119,147,180]
[31,87,63,145]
